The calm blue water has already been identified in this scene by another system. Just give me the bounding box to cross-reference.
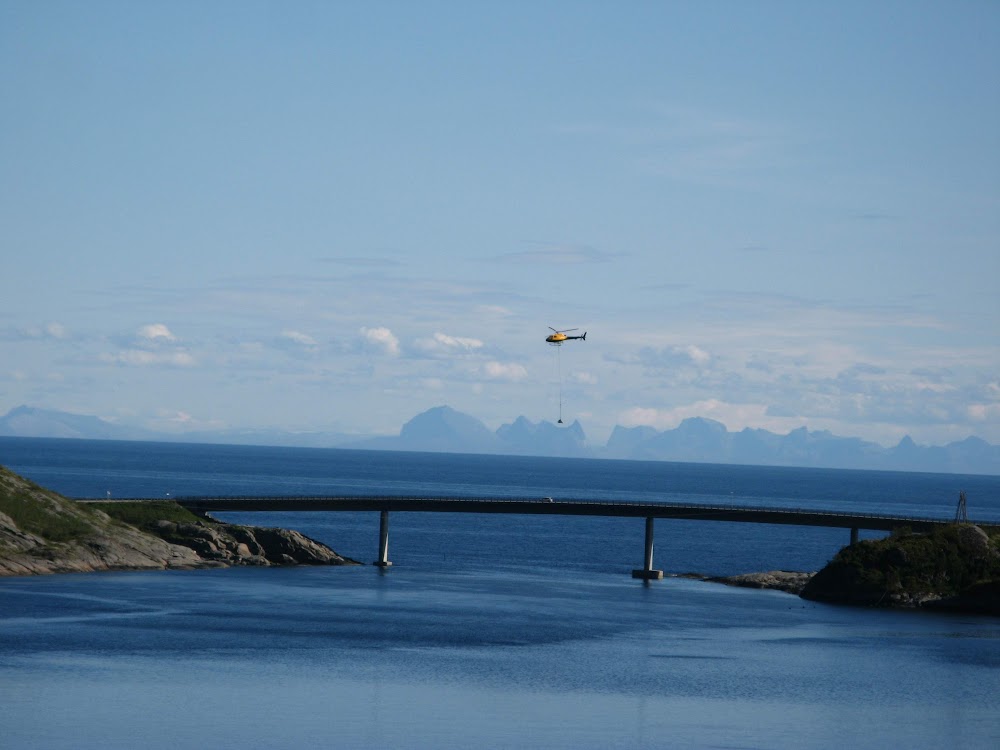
[2,438,999,749]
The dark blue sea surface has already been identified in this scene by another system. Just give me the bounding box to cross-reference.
[2,438,999,749]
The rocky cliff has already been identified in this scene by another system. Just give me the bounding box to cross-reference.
[0,465,357,576]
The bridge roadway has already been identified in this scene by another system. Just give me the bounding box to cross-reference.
[164,494,949,530]
[97,494,954,580]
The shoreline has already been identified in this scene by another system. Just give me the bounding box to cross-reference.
[678,570,814,596]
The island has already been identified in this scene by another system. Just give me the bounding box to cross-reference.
[0,465,357,576]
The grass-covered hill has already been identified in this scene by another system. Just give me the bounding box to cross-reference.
[801,524,1000,614]
[0,465,355,576]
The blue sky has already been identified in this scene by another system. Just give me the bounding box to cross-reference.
[2,1,998,446]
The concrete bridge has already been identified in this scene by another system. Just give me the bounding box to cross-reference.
[96,494,961,580]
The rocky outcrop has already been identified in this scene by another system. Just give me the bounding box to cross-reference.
[151,518,353,567]
[801,524,1000,614]
[0,465,357,577]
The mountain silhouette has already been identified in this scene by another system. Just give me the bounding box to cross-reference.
[2,404,997,474]
[0,406,154,441]
[351,407,585,456]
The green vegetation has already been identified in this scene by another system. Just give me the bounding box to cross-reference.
[91,501,204,532]
[0,466,202,548]
[0,477,97,543]
[802,523,1000,608]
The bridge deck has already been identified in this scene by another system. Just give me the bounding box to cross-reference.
[83,495,964,532]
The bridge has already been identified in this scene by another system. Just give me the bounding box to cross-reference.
[89,494,964,580]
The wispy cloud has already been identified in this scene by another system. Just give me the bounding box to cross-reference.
[851,212,896,221]
[558,103,797,190]
[99,323,194,367]
[100,350,196,367]
[618,400,804,435]
[412,332,484,358]
[490,243,625,265]
[641,344,712,369]
[2,322,70,341]
[476,304,514,317]
[638,282,689,292]
[317,256,403,268]
[146,409,227,433]
[279,329,319,348]
[606,344,713,371]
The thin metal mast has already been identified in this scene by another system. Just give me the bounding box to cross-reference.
[955,490,968,523]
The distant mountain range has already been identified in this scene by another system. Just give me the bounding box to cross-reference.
[0,406,359,449]
[604,419,1000,475]
[2,404,998,475]
[350,407,589,458]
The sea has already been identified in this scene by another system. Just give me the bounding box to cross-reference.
[1,436,999,750]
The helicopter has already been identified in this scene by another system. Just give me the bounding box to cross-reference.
[545,327,587,345]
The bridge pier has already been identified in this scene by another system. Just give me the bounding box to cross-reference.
[632,516,664,580]
[850,527,859,545]
[374,509,392,567]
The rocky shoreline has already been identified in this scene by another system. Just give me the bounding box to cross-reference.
[679,570,815,596]
[0,465,357,577]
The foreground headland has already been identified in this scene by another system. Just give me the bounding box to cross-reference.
[0,465,356,576]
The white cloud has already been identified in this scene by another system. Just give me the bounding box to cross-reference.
[482,361,528,381]
[571,371,598,385]
[138,323,176,341]
[360,326,400,356]
[280,329,318,348]
[684,345,711,366]
[45,322,67,339]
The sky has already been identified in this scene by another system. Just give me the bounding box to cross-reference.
[2,1,999,447]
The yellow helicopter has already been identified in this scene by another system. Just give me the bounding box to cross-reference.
[545,327,587,345]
